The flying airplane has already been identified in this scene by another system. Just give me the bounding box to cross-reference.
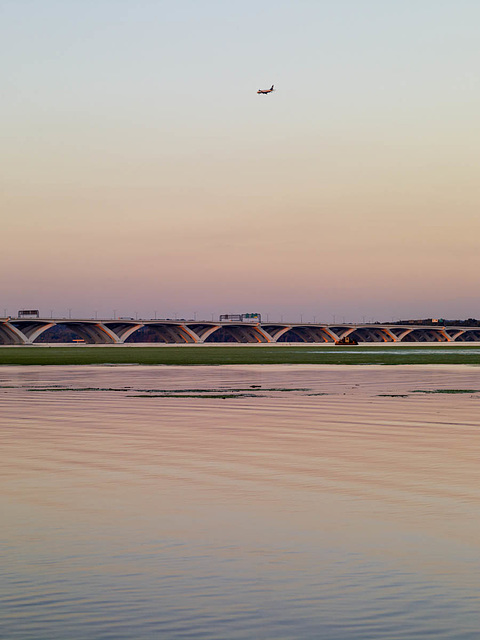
[257,84,274,95]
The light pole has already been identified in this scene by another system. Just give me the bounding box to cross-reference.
[113,309,117,320]
[68,308,72,319]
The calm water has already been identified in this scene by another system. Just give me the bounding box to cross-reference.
[1,365,480,639]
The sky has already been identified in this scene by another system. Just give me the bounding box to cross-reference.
[2,0,480,322]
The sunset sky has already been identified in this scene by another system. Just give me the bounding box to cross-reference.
[2,0,480,322]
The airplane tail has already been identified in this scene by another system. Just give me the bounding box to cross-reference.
[270,85,274,91]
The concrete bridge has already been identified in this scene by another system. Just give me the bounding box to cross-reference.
[1,318,480,345]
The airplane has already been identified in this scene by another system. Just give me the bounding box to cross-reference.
[257,84,274,95]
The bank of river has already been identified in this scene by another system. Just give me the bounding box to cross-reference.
[2,343,480,365]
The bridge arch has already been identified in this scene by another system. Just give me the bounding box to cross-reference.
[8,321,55,344]
[276,326,337,343]
[124,323,198,343]
[10,321,121,344]
[0,321,28,344]
[33,323,83,343]
[60,322,119,344]
[346,327,394,342]
[452,329,480,341]
[401,328,448,342]
[203,324,270,343]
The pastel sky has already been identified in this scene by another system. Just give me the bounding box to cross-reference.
[2,0,480,322]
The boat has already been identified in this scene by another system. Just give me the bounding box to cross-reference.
[335,336,358,345]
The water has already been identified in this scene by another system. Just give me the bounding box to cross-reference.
[1,365,480,639]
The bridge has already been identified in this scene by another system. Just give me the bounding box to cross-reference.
[1,318,480,345]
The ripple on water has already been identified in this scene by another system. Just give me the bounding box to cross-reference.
[1,365,480,639]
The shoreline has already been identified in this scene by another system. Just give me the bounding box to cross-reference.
[2,341,480,348]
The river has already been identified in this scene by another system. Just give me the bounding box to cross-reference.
[1,365,480,639]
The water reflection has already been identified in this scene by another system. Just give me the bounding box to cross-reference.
[1,365,480,639]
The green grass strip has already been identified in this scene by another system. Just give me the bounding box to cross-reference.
[1,345,480,366]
